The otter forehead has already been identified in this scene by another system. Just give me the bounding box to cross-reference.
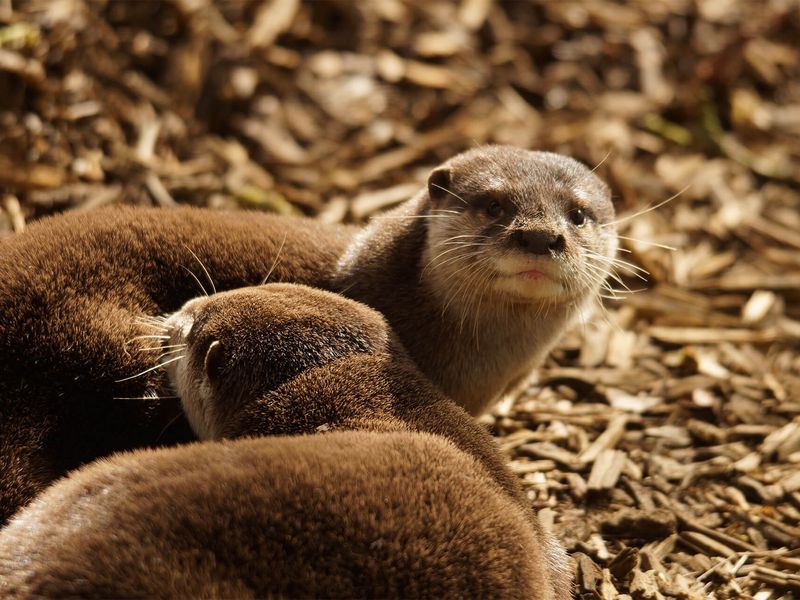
[187,284,389,334]
[442,145,612,221]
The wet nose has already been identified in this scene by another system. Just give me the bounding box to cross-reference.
[514,230,566,255]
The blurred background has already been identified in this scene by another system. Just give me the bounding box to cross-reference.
[1,1,800,597]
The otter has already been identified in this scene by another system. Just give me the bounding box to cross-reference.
[0,284,572,598]
[336,146,617,415]
[162,283,570,596]
[0,432,566,599]
[158,284,524,503]
[0,145,615,520]
[0,207,356,523]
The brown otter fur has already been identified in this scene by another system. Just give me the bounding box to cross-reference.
[0,207,356,524]
[336,146,617,415]
[160,283,570,596]
[0,284,572,598]
[1,145,615,522]
[159,284,523,503]
[0,432,565,599]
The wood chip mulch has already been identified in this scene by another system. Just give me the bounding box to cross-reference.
[1,1,799,598]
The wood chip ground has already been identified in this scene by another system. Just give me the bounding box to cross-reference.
[1,1,798,597]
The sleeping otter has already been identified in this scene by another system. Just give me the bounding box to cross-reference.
[0,284,572,598]
[0,432,568,599]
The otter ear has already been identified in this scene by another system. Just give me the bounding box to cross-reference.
[204,340,225,380]
[427,167,452,204]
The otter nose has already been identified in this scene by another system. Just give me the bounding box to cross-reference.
[514,230,566,255]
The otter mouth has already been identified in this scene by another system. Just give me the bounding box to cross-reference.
[516,268,548,281]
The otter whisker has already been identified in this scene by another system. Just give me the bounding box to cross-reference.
[133,316,168,328]
[139,344,186,350]
[261,232,287,285]
[582,259,633,292]
[615,235,677,251]
[138,344,186,352]
[429,182,469,206]
[467,257,495,341]
[434,247,495,290]
[181,265,209,297]
[184,244,217,295]
[155,409,188,444]
[582,262,633,295]
[157,346,188,357]
[128,334,170,341]
[600,185,689,229]
[585,251,650,279]
[437,233,492,244]
[372,214,460,220]
[134,315,167,323]
[425,241,493,266]
[422,238,492,275]
[112,395,180,401]
[582,263,645,296]
[589,150,612,174]
[115,354,185,383]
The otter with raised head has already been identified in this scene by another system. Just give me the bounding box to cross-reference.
[0,284,572,599]
[337,146,617,415]
[0,145,616,522]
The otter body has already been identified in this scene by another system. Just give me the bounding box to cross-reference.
[1,145,616,522]
[0,284,571,598]
[337,147,617,415]
[0,207,356,523]
[0,432,559,599]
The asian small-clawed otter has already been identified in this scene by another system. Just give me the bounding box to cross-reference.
[0,207,356,523]
[0,433,564,599]
[336,146,617,415]
[0,284,572,599]
[0,145,616,522]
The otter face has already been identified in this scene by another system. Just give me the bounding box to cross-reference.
[423,145,617,305]
[163,284,390,440]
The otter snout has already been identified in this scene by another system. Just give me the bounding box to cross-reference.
[164,296,206,347]
[513,230,566,256]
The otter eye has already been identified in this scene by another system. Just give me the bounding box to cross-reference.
[486,201,504,218]
[204,340,225,380]
[570,208,588,227]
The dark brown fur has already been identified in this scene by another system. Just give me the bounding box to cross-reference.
[1,145,614,524]
[160,284,524,504]
[0,432,563,599]
[1,285,572,598]
[0,207,356,523]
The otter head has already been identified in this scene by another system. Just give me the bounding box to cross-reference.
[163,284,391,440]
[423,145,617,308]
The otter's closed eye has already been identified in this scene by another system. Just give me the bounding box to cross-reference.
[486,200,504,218]
[204,340,225,379]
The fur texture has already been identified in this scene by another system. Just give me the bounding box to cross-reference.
[336,146,616,415]
[161,282,573,598]
[161,284,524,503]
[0,206,356,523]
[0,432,563,599]
[0,145,614,524]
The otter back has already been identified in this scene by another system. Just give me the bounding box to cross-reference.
[0,432,562,599]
